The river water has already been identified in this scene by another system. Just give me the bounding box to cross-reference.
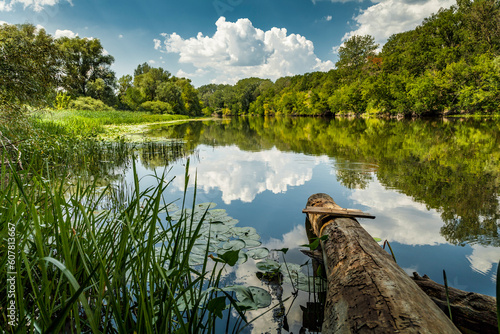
[116,116,499,333]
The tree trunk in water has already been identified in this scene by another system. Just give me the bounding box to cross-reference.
[305,193,460,333]
[411,272,497,334]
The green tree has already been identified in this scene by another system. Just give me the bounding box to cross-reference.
[0,23,60,106]
[57,36,116,101]
[134,66,171,101]
[335,35,378,72]
[156,81,185,114]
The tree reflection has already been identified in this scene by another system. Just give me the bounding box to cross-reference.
[149,116,500,247]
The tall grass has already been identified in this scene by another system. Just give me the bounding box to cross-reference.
[39,109,190,137]
[0,161,253,333]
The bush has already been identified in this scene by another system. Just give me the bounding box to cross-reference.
[68,96,114,111]
[140,100,173,114]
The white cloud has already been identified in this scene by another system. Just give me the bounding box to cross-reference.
[338,0,455,48]
[350,178,448,246]
[0,0,71,12]
[466,245,500,278]
[54,28,77,39]
[325,15,333,21]
[153,38,161,50]
[170,145,329,204]
[156,17,334,84]
[148,59,156,64]
[118,34,123,39]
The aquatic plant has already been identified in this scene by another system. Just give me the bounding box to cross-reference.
[0,161,271,333]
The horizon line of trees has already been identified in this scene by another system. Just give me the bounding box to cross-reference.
[1,0,499,117]
[199,0,500,117]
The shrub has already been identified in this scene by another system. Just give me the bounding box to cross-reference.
[68,96,114,111]
[140,100,173,114]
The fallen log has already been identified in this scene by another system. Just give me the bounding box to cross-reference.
[304,193,460,333]
[411,272,497,334]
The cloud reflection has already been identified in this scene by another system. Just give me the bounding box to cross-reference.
[467,245,500,280]
[174,145,329,204]
[350,177,447,246]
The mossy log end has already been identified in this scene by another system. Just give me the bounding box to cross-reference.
[305,193,460,334]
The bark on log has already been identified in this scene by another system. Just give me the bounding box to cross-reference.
[305,193,460,333]
[411,272,497,334]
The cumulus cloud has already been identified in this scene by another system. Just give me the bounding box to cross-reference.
[54,28,77,39]
[350,178,448,246]
[466,245,500,278]
[168,144,329,204]
[337,0,455,48]
[0,0,71,12]
[325,15,333,21]
[156,17,334,84]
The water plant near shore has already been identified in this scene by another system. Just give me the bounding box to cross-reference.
[0,161,272,333]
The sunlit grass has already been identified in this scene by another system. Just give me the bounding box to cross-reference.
[38,109,191,138]
[0,161,256,333]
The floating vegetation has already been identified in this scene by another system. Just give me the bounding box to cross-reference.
[168,202,270,266]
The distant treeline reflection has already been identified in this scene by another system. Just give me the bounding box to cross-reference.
[146,116,500,247]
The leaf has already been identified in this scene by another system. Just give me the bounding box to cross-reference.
[246,247,269,260]
[273,248,289,254]
[219,250,240,266]
[223,286,272,310]
[222,239,246,251]
[256,259,280,272]
[207,296,226,319]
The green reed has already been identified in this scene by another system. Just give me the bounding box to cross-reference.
[40,109,190,134]
[0,161,249,333]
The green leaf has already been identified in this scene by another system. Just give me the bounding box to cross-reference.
[207,296,226,319]
[256,259,281,272]
[219,250,240,266]
[223,286,272,310]
[246,247,269,260]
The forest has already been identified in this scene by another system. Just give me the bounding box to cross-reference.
[1,0,499,117]
[199,0,500,117]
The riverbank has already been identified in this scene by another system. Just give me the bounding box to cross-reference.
[37,109,219,141]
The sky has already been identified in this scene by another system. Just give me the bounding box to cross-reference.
[0,0,455,87]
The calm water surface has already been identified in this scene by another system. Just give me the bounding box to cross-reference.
[121,116,499,333]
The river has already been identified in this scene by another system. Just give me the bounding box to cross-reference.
[107,116,500,333]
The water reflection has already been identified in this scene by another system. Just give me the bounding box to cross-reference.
[89,116,500,331]
[168,145,329,204]
[145,116,500,248]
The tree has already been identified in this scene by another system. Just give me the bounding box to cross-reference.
[56,36,116,100]
[0,23,60,106]
[134,66,171,101]
[335,35,378,71]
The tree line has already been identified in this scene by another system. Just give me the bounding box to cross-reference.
[1,0,499,116]
[200,0,500,117]
[0,24,202,116]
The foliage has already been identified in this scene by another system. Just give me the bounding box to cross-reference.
[198,0,500,116]
[55,92,71,110]
[68,96,115,111]
[0,162,270,333]
[56,36,116,105]
[141,100,174,114]
[0,23,60,107]
[118,63,202,116]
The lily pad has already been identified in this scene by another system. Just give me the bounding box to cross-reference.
[222,239,246,251]
[246,247,269,260]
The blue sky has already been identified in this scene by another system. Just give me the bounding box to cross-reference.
[1,0,455,86]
